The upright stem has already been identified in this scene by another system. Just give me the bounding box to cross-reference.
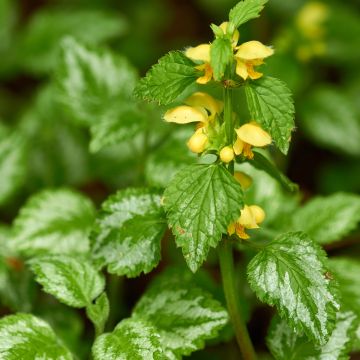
[224,86,234,174]
[219,85,257,360]
[224,86,234,145]
[219,240,257,360]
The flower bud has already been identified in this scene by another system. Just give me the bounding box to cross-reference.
[220,146,234,163]
[187,129,208,153]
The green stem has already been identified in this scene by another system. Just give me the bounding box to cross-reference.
[224,86,235,174]
[218,240,257,360]
[224,86,233,144]
[220,83,256,359]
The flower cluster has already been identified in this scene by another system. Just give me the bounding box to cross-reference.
[185,22,274,83]
[163,92,223,153]
[163,22,274,241]
[228,204,265,239]
[164,93,269,240]
[164,94,272,160]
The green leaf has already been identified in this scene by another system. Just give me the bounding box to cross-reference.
[354,324,360,353]
[134,51,198,105]
[163,164,243,272]
[36,303,84,357]
[210,37,233,81]
[249,149,298,192]
[229,0,268,28]
[29,255,105,308]
[89,103,146,153]
[86,292,110,336]
[330,257,360,353]
[19,85,91,187]
[133,279,228,358]
[267,312,358,360]
[19,9,127,74]
[290,193,360,245]
[12,189,95,256]
[0,313,72,359]
[247,231,339,344]
[0,124,27,206]
[300,87,360,157]
[0,226,34,312]
[92,318,164,360]
[145,127,196,188]
[0,257,34,312]
[245,76,295,154]
[56,37,138,126]
[330,257,360,312]
[91,188,166,277]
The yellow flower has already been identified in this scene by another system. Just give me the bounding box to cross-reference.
[186,44,210,63]
[163,92,223,127]
[184,92,223,122]
[163,92,223,154]
[219,21,240,48]
[187,128,208,153]
[296,2,328,40]
[163,105,208,125]
[235,41,274,80]
[220,146,234,163]
[228,205,265,239]
[234,171,252,189]
[185,44,213,84]
[234,122,271,159]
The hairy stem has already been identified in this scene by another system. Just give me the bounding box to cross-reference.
[219,240,257,360]
[219,84,256,359]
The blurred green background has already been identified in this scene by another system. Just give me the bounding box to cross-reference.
[0,0,359,358]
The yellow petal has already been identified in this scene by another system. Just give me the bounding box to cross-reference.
[235,123,272,147]
[185,44,211,62]
[219,21,240,47]
[164,105,208,124]
[243,143,254,159]
[235,41,274,60]
[246,62,263,80]
[234,172,252,189]
[238,205,258,229]
[233,137,244,155]
[187,128,208,153]
[220,146,234,163]
[235,58,248,80]
[227,222,236,236]
[184,92,223,118]
[235,224,250,239]
[249,205,265,224]
[195,63,213,84]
